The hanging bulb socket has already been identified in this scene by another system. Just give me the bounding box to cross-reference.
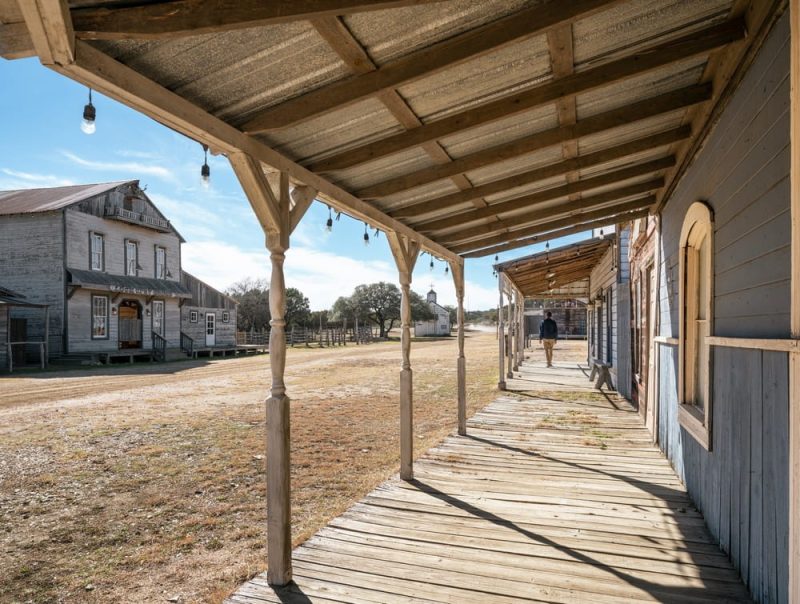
[325,206,333,232]
[200,144,210,188]
[363,222,370,246]
[445,265,449,275]
[81,89,96,135]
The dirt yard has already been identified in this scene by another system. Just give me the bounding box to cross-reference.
[0,331,584,603]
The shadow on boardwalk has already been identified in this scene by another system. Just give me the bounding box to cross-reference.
[226,358,751,603]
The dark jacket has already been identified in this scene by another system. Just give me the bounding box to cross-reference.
[539,318,558,340]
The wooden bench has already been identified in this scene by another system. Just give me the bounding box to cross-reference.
[589,359,614,391]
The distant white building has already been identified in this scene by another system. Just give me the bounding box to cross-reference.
[414,288,451,337]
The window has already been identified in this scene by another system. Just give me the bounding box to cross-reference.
[90,232,104,271]
[222,311,230,323]
[152,300,165,337]
[190,310,198,323]
[125,240,138,276]
[155,246,166,279]
[678,201,714,450]
[92,295,109,339]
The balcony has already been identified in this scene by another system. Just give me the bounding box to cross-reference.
[105,206,171,232]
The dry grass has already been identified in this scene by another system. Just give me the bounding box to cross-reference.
[0,332,500,603]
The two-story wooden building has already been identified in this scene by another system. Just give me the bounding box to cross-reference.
[0,180,236,364]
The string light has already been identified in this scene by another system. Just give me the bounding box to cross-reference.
[81,88,96,135]
[325,206,333,232]
[363,222,370,246]
[200,144,210,188]
[430,256,434,271]
[445,265,449,275]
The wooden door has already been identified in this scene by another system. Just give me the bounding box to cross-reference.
[205,313,216,347]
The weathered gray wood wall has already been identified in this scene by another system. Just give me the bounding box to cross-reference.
[656,12,790,602]
[0,306,7,368]
[0,212,64,356]
[180,306,237,347]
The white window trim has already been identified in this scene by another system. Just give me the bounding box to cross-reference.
[155,246,167,280]
[91,295,109,339]
[190,310,198,323]
[678,201,714,451]
[125,239,138,277]
[222,311,230,323]
[90,232,104,271]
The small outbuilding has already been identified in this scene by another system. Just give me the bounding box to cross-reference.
[414,288,450,337]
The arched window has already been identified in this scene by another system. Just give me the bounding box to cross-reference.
[678,201,714,450]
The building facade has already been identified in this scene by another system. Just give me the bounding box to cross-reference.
[414,288,451,337]
[0,181,235,364]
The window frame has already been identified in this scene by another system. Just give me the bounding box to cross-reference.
[125,239,138,277]
[222,311,230,323]
[89,231,104,272]
[155,246,167,280]
[152,299,165,337]
[190,310,198,323]
[91,294,109,340]
[678,201,714,450]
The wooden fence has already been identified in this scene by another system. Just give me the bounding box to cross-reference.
[237,325,379,348]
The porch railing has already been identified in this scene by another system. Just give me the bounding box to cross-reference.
[180,332,194,357]
[152,332,167,362]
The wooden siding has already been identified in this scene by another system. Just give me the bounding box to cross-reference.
[67,290,181,352]
[65,208,181,282]
[180,306,237,347]
[656,12,791,603]
[180,272,237,310]
[588,245,618,386]
[0,212,64,356]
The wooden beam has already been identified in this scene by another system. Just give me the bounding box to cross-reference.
[449,196,653,253]
[354,84,710,198]
[391,126,691,219]
[462,209,651,258]
[790,0,800,598]
[416,158,672,233]
[438,177,663,245]
[228,153,283,236]
[312,20,743,173]
[289,185,319,232]
[311,15,485,207]
[47,39,458,263]
[70,0,450,40]
[18,0,74,65]
[0,22,35,59]
[242,0,622,132]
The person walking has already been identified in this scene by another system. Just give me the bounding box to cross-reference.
[539,311,558,367]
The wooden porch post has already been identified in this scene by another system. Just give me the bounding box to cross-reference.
[450,259,467,435]
[506,290,514,379]
[789,1,800,597]
[498,273,506,390]
[229,154,317,587]
[387,233,421,480]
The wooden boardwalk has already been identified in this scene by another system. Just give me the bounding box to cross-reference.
[227,359,751,603]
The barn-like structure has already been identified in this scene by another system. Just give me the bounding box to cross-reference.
[2,0,799,601]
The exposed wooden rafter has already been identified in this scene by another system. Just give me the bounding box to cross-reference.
[242,0,623,132]
[357,84,708,199]
[437,177,665,245]
[463,208,651,258]
[312,21,743,173]
[310,15,487,210]
[391,126,691,220]
[453,198,654,255]
[69,0,452,41]
[415,159,671,233]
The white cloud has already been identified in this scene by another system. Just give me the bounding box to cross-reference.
[60,150,177,183]
[0,168,75,188]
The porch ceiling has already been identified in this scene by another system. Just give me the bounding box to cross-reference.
[1,0,785,259]
[495,236,613,298]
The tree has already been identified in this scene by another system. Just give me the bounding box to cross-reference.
[352,282,400,338]
[444,305,457,326]
[285,287,311,327]
[410,291,435,323]
[226,277,269,331]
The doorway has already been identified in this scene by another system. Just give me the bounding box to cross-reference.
[205,312,216,347]
[118,300,142,349]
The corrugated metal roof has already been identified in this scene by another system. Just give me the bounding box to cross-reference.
[0,181,130,215]
[68,268,193,298]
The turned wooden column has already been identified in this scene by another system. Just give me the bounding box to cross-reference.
[506,290,514,379]
[387,233,420,480]
[229,154,317,587]
[265,236,291,586]
[450,260,467,435]
[498,273,506,390]
[512,291,520,371]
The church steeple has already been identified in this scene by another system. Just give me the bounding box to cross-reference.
[427,286,437,303]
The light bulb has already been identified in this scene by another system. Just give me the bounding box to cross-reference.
[200,163,210,188]
[81,95,96,135]
[326,217,333,232]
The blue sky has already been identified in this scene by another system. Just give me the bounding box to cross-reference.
[0,57,589,310]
